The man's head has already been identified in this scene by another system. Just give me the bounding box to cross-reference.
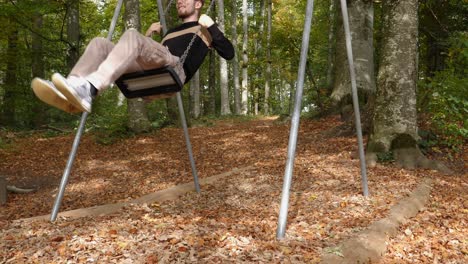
[177,0,204,21]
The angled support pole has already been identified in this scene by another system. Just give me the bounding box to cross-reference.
[157,0,200,193]
[276,0,315,239]
[176,93,201,193]
[276,0,369,239]
[50,0,124,222]
[339,0,369,196]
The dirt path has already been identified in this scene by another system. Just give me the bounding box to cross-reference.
[0,116,466,263]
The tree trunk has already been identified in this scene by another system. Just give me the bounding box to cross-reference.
[125,0,151,133]
[207,50,216,115]
[0,177,6,205]
[31,13,47,126]
[366,0,449,173]
[326,0,338,90]
[263,0,272,116]
[190,70,201,119]
[231,0,241,115]
[2,18,18,126]
[217,0,230,115]
[330,0,375,134]
[66,0,80,71]
[253,0,265,116]
[288,59,295,116]
[331,0,375,104]
[241,0,249,115]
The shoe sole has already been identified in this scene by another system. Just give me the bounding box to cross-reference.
[31,78,81,113]
[52,73,91,113]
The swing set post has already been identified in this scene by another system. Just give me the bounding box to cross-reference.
[276,0,369,239]
[50,0,122,222]
[276,0,315,239]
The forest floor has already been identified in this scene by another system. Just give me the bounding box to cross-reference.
[0,115,466,263]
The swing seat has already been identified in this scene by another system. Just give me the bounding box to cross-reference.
[115,66,183,99]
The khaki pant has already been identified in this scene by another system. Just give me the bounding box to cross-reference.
[69,29,185,91]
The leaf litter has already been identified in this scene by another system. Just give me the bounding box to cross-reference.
[0,116,466,263]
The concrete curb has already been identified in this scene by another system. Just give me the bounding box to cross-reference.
[321,177,433,263]
[17,167,253,223]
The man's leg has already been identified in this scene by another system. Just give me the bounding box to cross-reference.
[68,37,115,78]
[52,29,180,112]
[32,37,115,112]
[86,28,180,90]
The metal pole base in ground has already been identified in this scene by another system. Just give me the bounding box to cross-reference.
[176,93,201,193]
[276,0,315,239]
[50,112,89,221]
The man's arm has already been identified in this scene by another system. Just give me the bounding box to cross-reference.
[199,15,235,60]
[145,22,162,37]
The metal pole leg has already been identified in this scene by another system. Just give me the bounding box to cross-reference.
[339,0,369,196]
[50,112,89,221]
[176,92,201,193]
[276,0,315,240]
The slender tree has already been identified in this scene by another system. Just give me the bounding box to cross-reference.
[207,49,216,115]
[231,0,241,114]
[66,0,80,70]
[326,0,338,90]
[217,0,230,115]
[32,12,47,125]
[2,17,18,126]
[125,0,151,133]
[253,0,265,115]
[241,0,249,114]
[190,70,201,119]
[263,0,272,115]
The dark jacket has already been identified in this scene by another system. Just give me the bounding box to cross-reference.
[162,21,234,83]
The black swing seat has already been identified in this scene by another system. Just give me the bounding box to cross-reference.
[115,66,183,99]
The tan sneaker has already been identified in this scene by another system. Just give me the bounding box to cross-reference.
[52,73,93,113]
[31,78,81,113]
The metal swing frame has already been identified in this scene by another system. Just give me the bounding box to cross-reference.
[276,0,370,239]
[50,0,200,222]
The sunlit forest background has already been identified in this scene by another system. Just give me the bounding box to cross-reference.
[0,0,466,153]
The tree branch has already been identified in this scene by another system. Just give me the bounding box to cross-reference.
[7,0,73,46]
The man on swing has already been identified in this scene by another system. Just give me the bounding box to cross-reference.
[32,0,234,113]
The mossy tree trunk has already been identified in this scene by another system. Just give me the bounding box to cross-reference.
[366,0,449,173]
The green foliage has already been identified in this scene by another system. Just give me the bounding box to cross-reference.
[376,151,394,163]
[88,88,131,145]
[420,32,468,150]
[146,99,173,129]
